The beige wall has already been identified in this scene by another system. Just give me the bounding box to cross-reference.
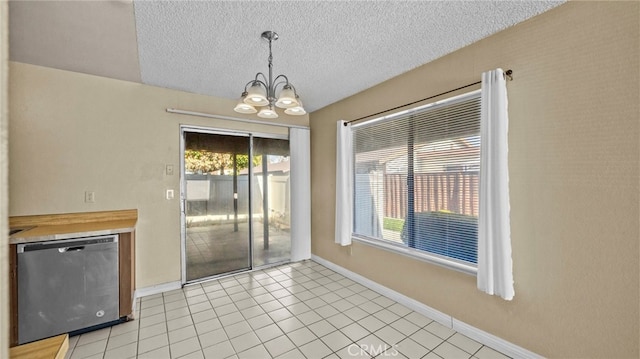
[8,62,308,289]
[310,2,638,358]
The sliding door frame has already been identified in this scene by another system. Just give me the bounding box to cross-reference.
[179,125,289,285]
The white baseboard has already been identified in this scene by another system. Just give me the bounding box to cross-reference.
[311,254,542,359]
[452,319,542,359]
[134,280,182,300]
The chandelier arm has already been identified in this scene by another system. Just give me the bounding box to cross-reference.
[253,73,268,86]
[249,80,268,92]
[273,74,290,85]
[243,80,256,92]
[286,83,299,94]
[272,80,290,93]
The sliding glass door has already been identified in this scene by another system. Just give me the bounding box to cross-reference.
[181,128,291,283]
[183,132,251,281]
[252,138,291,267]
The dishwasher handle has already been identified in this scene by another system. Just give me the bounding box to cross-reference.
[16,235,118,253]
[58,246,85,253]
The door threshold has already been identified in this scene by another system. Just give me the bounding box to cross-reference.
[183,260,291,287]
[183,267,250,286]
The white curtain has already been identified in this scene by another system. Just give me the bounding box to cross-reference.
[335,120,353,246]
[289,127,311,261]
[477,68,515,300]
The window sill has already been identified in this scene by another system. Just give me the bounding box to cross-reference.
[351,235,478,276]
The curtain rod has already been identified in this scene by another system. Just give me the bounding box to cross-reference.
[166,108,310,129]
[344,69,513,126]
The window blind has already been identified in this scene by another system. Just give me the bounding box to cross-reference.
[352,90,481,266]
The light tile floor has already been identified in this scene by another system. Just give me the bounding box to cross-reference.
[65,260,510,359]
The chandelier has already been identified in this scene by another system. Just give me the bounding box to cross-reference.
[233,31,306,119]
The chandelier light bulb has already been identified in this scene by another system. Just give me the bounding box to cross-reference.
[257,106,278,119]
[234,93,258,114]
[275,86,298,109]
[244,83,269,107]
[284,97,306,116]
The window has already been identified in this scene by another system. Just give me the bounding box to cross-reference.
[352,90,481,271]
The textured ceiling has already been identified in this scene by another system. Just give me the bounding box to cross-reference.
[10,1,565,113]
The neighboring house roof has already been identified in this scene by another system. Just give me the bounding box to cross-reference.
[357,138,480,174]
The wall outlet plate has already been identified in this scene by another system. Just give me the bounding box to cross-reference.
[85,191,95,203]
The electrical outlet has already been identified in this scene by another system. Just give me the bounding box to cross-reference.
[166,189,174,200]
[85,191,95,203]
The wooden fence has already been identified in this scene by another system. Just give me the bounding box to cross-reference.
[384,172,479,218]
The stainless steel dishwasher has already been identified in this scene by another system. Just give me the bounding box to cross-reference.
[17,235,120,344]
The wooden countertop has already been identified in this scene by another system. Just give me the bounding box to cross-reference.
[10,334,69,359]
[9,209,137,244]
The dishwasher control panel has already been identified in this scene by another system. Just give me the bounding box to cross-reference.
[16,235,118,253]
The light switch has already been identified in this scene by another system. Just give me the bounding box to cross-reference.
[166,189,174,200]
[166,164,174,175]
